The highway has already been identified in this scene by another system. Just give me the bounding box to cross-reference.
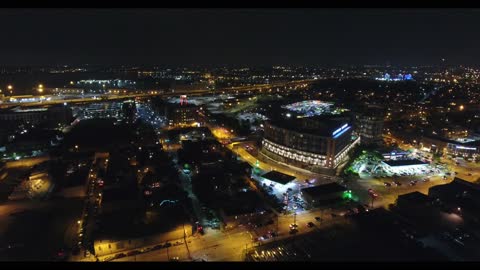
[0,79,316,109]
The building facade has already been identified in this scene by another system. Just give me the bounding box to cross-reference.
[0,105,72,126]
[420,135,479,158]
[261,117,359,171]
[354,105,385,145]
[165,103,205,127]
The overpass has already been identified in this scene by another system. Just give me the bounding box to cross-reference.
[0,79,316,109]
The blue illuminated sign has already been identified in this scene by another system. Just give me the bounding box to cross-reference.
[332,123,351,138]
[332,127,342,136]
[333,126,351,139]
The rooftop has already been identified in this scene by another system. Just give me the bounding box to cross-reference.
[261,170,296,185]
[301,182,347,197]
[383,159,428,167]
[423,134,480,147]
[429,178,480,198]
[267,116,351,138]
[222,191,266,216]
[397,191,431,204]
[282,100,347,117]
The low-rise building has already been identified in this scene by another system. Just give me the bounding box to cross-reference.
[301,182,347,206]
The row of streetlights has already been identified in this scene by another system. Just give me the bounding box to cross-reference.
[1,84,45,95]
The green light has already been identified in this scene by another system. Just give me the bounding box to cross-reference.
[342,190,353,200]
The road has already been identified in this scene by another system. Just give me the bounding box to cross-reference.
[101,131,479,262]
[0,80,316,109]
[210,125,320,182]
[69,153,109,261]
[3,156,50,169]
[101,207,348,262]
[348,134,480,208]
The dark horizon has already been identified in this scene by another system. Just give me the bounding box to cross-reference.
[1,9,480,66]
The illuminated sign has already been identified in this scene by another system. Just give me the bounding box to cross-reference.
[332,124,351,139]
[332,123,349,136]
[456,146,477,151]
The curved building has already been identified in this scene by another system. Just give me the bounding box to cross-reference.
[261,116,359,172]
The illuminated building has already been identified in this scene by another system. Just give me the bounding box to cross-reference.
[420,134,480,158]
[261,116,359,173]
[381,159,429,173]
[165,103,205,127]
[0,105,72,126]
[375,73,414,81]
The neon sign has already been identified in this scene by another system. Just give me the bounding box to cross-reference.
[332,124,351,139]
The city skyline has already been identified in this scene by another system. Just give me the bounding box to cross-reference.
[1,8,480,263]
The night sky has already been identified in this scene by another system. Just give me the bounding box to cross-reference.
[1,9,480,66]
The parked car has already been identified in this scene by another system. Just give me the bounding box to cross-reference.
[152,244,164,250]
[103,255,114,262]
[127,250,141,256]
[113,253,126,259]
[357,204,367,213]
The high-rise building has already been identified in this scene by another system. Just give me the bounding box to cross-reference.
[355,105,385,145]
[122,100,136,122]
[165,103,205,127]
